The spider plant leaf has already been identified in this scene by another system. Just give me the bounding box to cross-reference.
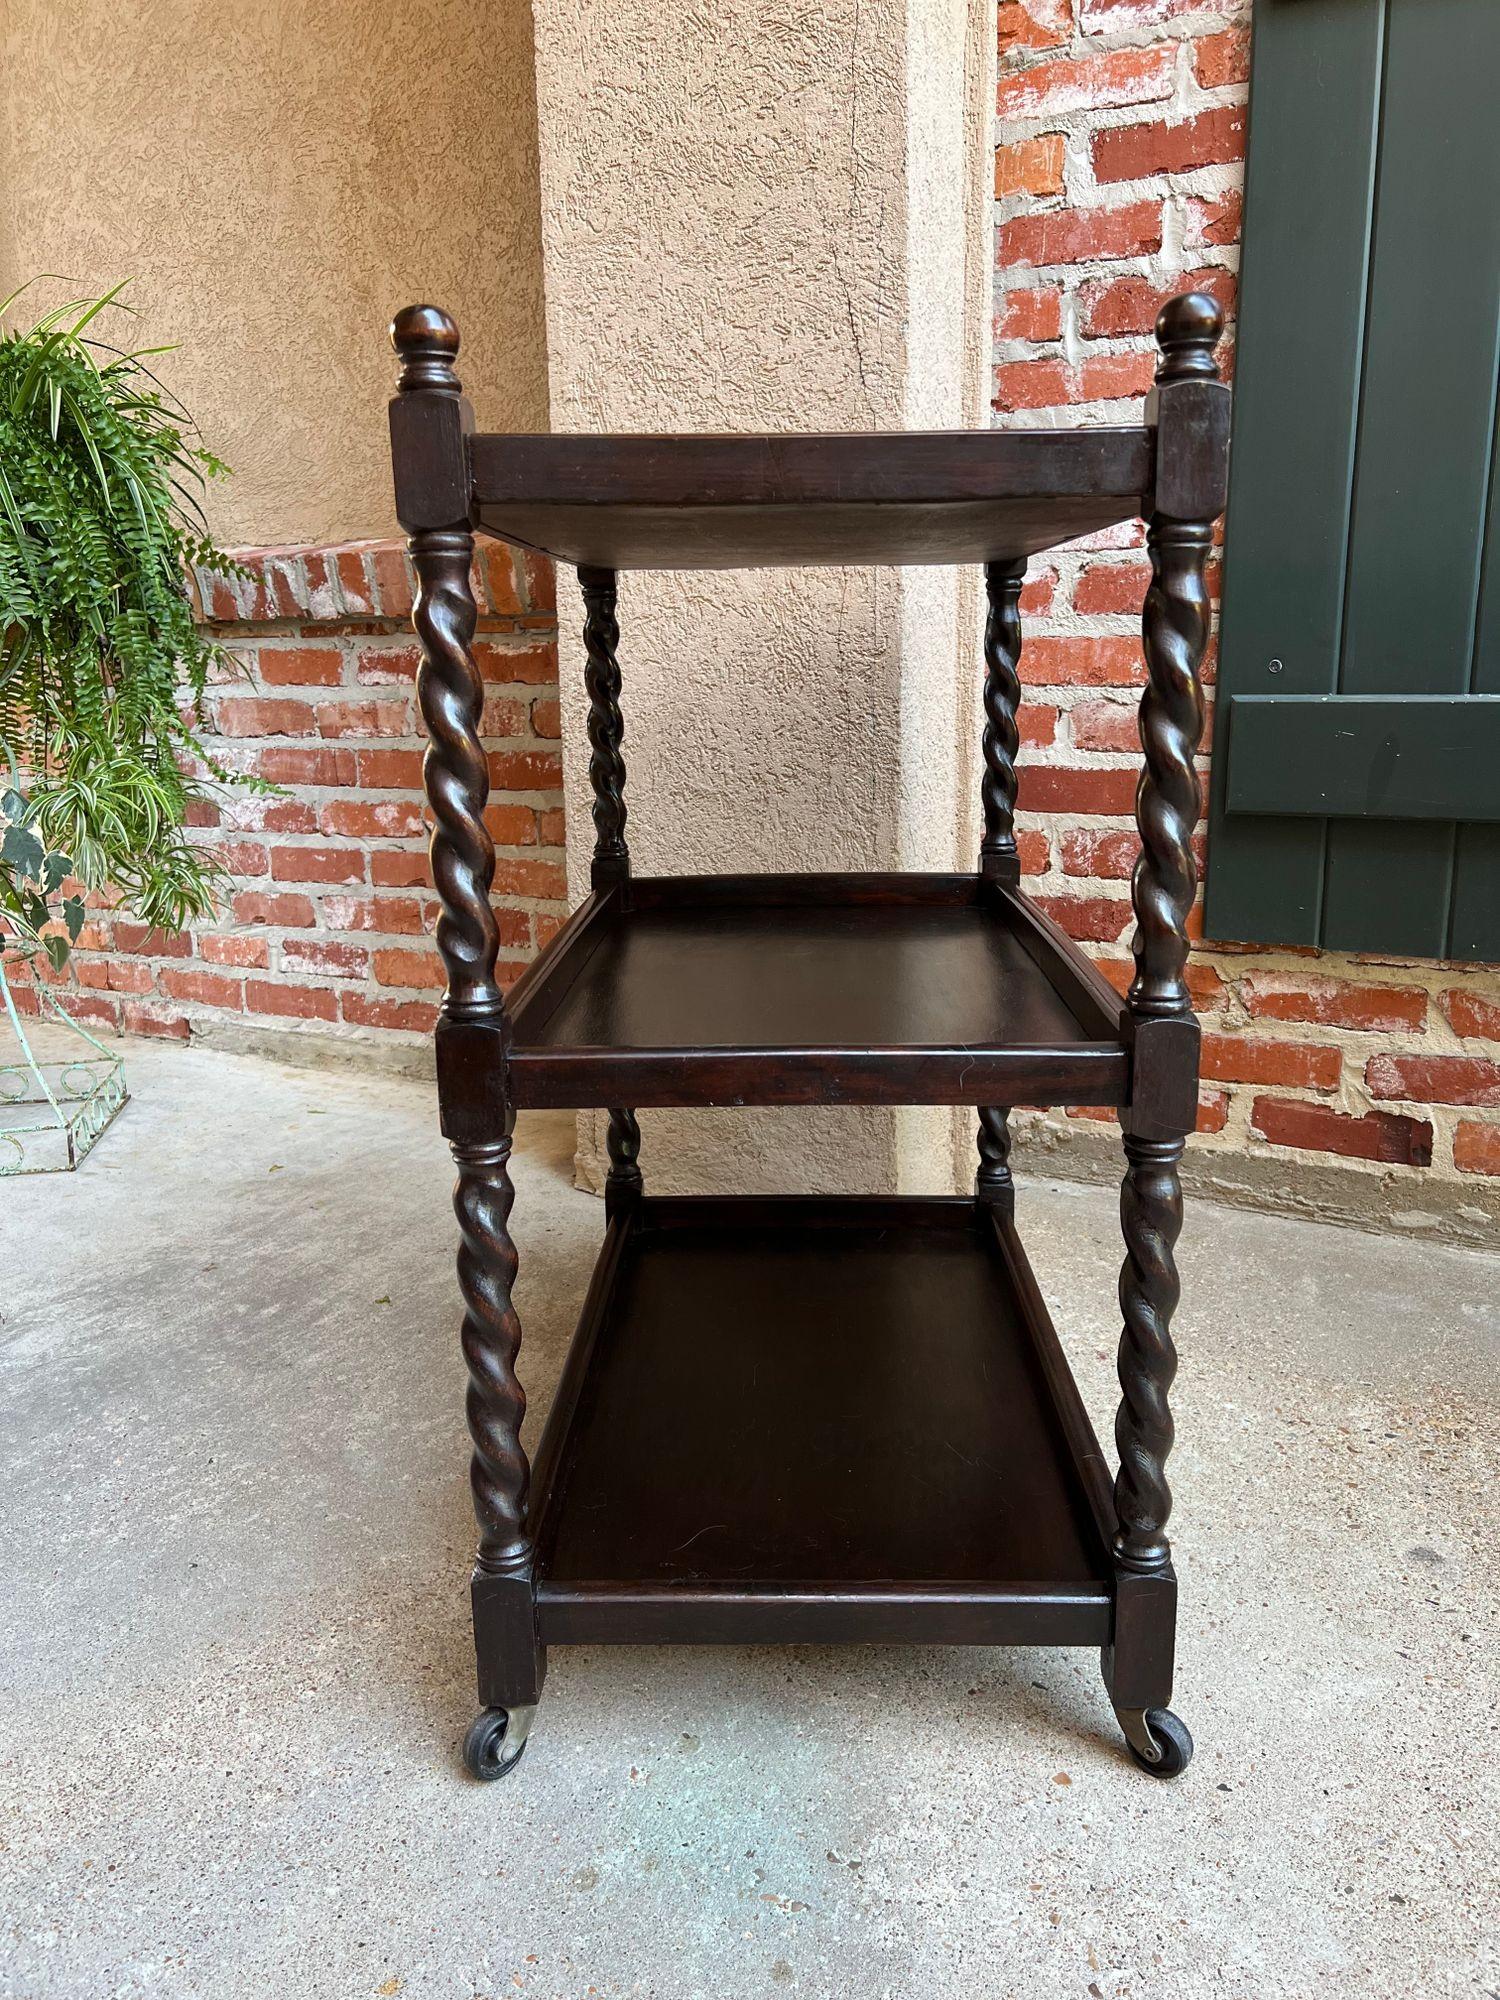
[65,279,132,342]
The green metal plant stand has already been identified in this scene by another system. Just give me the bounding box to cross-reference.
[0,959,128,1174]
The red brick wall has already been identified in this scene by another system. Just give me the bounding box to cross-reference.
[51,539,564,1054]
[15,5,1497,1214]
[994,0,1500,1193]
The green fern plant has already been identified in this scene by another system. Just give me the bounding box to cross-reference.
[0,281,260,969]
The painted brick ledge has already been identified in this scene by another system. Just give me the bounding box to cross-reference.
[17,536,563,1056]
[1008,1107,1500,1249]
[184,536,557,633]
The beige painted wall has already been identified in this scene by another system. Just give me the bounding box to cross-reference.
[532,0,996,1195]
[0,0,548,548]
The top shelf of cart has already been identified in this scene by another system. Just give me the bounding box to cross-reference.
[464,427,1155,571]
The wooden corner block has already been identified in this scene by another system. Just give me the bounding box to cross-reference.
[1105,1565,1177,1710]
[1124,1013,1201,1139]
[388,393,473,534]
[1149,377,1231,525]
[471,1567,543,1707]
[436,1013,512,1146]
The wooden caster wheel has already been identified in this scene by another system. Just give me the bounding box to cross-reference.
[462,1705,533,1782]
[1122,1705,1193,1780]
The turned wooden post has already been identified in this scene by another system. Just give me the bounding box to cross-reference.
[1112,292,1227,1575]
[980,557,1027,886]
[580,565,629,890]
[605,1106,643,1217]
[1115,1131,1184,1570]
[579,563,642,1209]
[1105,294,1227,1727]
[975,1104,1015,1211]
[977,558,1027,1203]
[390,305,541,1710]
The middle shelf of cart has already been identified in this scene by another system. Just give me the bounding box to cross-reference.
[502,871,1130,1110]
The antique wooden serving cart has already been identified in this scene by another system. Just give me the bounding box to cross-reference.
[387,293,1229,1784]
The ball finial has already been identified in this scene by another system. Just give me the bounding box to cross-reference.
[1154,291,1223,383]
[391,304,461,393]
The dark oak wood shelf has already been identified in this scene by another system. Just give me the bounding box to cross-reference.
[505,872,1128,1109]
[469,428,1154,571]
[529,1195,1115,1648]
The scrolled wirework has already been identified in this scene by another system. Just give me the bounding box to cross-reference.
[0,965,128,1172]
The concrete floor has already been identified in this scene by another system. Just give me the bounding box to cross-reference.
[2,1042,1497,2000]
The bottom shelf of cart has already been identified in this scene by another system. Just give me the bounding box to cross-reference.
[527,1194,1118,1650]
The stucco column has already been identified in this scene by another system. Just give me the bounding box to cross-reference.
[0,0,547,547]
[531,1,996,1194]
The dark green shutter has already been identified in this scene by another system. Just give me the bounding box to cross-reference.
[1206,0,1500,964]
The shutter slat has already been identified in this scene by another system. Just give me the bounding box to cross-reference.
[1208,0,1500,964]
[1322,0,1500,958]
[1224,696,1500,822]
[1205,0,1384,949]
[1449,364,1500,958]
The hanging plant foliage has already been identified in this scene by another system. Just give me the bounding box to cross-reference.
[0,281,262,965]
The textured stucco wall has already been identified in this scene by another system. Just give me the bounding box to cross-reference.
[532,0,995,1196]
[0,0,548,547]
